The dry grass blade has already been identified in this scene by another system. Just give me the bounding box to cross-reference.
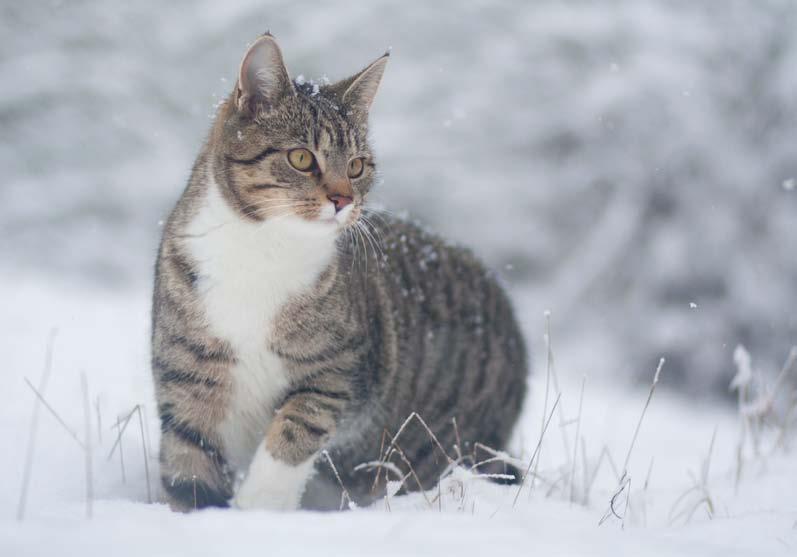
[580,437,590,505]
[643,456,655,497]
[94,396,102,445]
[599,358,664,526]
[355,459,405,482]
[17,329,58,521]
[106,405,138,461]
[367,412,455,501]
[321,449,355,510]
[669,428,718,525]
[585,445,619,500]
[472,443,525,469]
[533,311,554,493]
[369,428,391,494]
[599,476,631,526]
[392,442,433,507]
[136,406,152,504]
[452,417,463,461]
[513,393,561,506]
[570,376,586,504]
[384,412,454,465]
[23,377,85,450]
[621,358,664,476]
[116,416,126,484]
[80,372,93,519]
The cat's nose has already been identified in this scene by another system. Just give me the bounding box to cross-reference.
[327,194,353,213]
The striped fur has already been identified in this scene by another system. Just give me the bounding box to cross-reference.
[151,35,529,512]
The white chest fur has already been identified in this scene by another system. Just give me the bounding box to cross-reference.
[183,166,336,473]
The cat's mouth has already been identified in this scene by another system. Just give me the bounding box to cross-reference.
[312,198,360,230]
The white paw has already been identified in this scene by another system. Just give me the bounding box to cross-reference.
[233,446,315,511]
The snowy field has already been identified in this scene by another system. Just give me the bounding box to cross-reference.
[2,1,797,555]
[1,275,795,556]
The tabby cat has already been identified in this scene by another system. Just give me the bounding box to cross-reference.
[151,34,528,511]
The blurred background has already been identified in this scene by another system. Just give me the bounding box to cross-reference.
[2,0,795,398]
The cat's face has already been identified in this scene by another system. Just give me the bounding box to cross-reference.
[214,35,387,233]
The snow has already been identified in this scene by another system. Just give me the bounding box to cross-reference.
[2,1,796,554]
[1,275,796,556]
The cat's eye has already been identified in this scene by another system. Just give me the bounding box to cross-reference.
[288,148,315,171]
[347,157,365,178]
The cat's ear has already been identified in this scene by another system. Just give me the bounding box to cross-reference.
[236,34,295,114]
[330,52,389,115]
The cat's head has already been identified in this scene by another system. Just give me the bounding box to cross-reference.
[211,34,387,233]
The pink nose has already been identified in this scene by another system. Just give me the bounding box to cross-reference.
[327,194,353,213]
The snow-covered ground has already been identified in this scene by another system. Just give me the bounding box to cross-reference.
[3,0,796,390]
[2,1,796,554]
[1,275,795,556]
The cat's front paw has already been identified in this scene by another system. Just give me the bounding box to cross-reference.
[232,446,316,511]
[232,475,301,511]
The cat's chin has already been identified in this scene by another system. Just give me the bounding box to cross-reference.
[307,203,357,231]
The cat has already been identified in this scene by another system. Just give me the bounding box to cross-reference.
[151,33,529,511]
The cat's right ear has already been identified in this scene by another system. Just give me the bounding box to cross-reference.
[235,34,295,115]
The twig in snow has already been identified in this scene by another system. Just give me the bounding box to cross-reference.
[668,428,717,525]
[136,406,152,504]
[513,393,561,506]
[580,437,590,505]
[542,313,572,463]
[599,358,664,526]
[80,372,93,519]
[17,328,58,521]
[94,396,102,445]
[451,417,463,461]
[116,416,126,484]
[383,412,454,466]
[369,428,391,494]
[355,458,405,482]
[321,449,355,510]
[23,378,85,450]
[621,358,664,476]
[472,443,525,469]
[586,445,619,498]
[106,405,138,461]
[140,404,154,464]
[392,442,433,507]
[774,391,797,451]
[569,375,586,504]
[643,456,655,491]
[532,311,555,493]
[599,475,631,526]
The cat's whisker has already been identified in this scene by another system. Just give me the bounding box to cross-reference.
[365,207,396,227]
[241,201,317,219]
[352,223,367,275]
[345,228,358,275]
[361,220,385,264]
[359,222,373,277]
[359,214,386,262]
[356,220,381,275]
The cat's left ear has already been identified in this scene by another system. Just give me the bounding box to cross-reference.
[236,34,295,114]
[330,52,389,115]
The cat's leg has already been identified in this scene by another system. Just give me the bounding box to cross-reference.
[158,402,233,511]
[234,375,351,510]
[153,240,238,511]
